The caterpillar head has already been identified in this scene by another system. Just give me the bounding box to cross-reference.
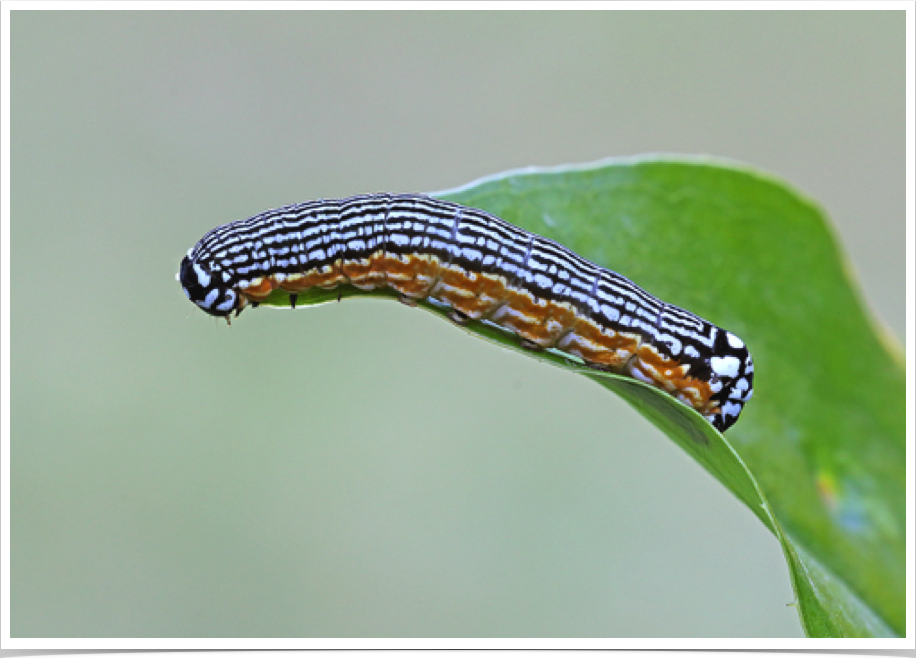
[178,255,239,318]
[704,330,754,432]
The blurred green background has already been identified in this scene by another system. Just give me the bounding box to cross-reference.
[10,11,903,638]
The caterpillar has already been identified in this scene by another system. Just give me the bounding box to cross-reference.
[178,193,754,432]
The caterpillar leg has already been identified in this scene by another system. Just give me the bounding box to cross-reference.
[448,309,471,325]
[397,294,418,308]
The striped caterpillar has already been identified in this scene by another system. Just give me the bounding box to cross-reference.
[179,193,754,431]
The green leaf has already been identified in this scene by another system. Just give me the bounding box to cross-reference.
[260,157,905,637]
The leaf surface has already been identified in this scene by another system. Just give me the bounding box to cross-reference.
[261,157,904,637]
